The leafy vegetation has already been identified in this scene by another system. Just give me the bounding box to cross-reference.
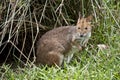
[0,0,120,80]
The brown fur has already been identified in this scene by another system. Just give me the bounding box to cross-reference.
[36,26,76,66]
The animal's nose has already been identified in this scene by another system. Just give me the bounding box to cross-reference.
[80,34,83,37]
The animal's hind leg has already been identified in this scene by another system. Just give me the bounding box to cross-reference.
[45,51,64,66]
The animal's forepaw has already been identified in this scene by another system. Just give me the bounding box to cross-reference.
[78,46,82,51]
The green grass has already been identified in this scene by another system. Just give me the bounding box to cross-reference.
[0,0,120,80]
[0,32,120,80]
[1,37,120,79]
[0,46,120,80]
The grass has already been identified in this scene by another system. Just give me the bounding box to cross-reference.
[0,0,120,80]
[0,33,120,80]
[0,45,120,80]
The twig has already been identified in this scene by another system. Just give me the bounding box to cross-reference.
[55,0,64,13]
[39,0,48,23]
[9,40,31,64]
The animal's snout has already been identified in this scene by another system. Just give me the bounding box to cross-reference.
[80,34,84,37]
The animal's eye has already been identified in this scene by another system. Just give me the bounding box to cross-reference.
[85,27,88,30]
[78,27,81,29]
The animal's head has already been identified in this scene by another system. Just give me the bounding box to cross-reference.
[76,15,93,38]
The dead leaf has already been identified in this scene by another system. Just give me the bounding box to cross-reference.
[97,44,109,50]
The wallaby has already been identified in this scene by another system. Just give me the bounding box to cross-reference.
[36,15,93,66]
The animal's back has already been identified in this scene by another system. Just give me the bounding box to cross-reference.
[37,26,76,52]
[40,26,75,41]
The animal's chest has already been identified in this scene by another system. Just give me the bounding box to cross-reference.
[76,38,86,46]
[77,32,91,46]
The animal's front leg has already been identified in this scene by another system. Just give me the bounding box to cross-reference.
[77,44,83,51]
[72,41,82,51]
[83,39,89,47]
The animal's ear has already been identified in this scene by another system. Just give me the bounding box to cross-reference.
[78,12,82,19]
[77,12,82,24]
[77,18,80,24]
[86,15,93,22]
